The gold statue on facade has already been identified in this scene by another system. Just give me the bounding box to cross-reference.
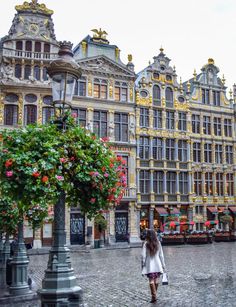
[91,28,109,44]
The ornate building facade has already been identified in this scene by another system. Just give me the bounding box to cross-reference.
[187,59,236,232]
[135,49,192,233]
[1,0,236,248]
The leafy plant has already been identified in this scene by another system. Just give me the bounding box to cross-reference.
[220,215,233,225]
[94,214,108,232]
[0,117,127,225]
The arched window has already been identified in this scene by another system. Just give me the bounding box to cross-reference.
[15,64,22,79]
[25,41,32,58]
[24,65,31,80]
[165,87,173,107]
[16,41,23,50]
[153,85,161,106]
[42,107,54,124]
[34,65,40,80]
[16,41,23,56]
[35,42,41,52]
[24,105,37,125]
[4,104,18,125]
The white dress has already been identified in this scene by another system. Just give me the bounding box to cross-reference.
[141,241,166,275]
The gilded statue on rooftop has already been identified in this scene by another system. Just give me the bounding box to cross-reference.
[15,0,54,16]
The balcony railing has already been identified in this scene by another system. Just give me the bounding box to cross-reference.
[2,48,58,61]
[123,187,136,199]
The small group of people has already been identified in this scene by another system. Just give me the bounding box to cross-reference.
[141,229,166,303]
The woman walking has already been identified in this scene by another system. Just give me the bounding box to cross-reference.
[141,229,166,303]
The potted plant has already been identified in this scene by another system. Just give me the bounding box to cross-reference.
[94,214,107,248]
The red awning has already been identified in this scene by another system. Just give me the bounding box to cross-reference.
[229,206,236,215]
[170,208,180,215]
[218,206,230,214]
[207,206,218,214]
[155,207,168,216]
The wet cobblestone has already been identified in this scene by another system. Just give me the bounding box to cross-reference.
[7,242,236,306]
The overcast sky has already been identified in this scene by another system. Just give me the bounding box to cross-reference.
[1,0,236,92]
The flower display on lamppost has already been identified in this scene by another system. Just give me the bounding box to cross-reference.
[38,41,83,306]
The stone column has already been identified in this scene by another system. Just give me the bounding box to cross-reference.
[108,206,116,245]
[188,172,192,194]
[213,170,217,197]
[163,171,167,194]
[201,140,205,163]
[150,170,154,193]
[162,138,166,160]
[162,110,166,129]
[33,228,42,249]
[129,202,141,245]
[203,205,207,231]
[108,110,115,142]
[187,140,191,162]
[174,139,178,161]
[176,171,180,194]
[86,107,94,132]
[149,205,155,230]
[187,206,193,221]
[65,207,70,246]
[223,172,227,197]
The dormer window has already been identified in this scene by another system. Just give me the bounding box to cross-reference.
[153,85,161,106]
[153,72,159,79]
[165,87,173,107]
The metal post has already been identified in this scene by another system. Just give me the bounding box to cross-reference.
[38,191,83,306]
[0,233,5,288]
[9,220,30,295]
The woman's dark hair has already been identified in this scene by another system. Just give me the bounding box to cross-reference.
[146,229,159,256]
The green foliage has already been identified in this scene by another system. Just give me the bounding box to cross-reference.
[220,215,233,225]
[0,200,19,235]
[94,213,108,232]
[0,117,126,225]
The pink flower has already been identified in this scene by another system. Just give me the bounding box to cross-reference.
[6,170,13,177]
[60,158,67,163]
[104,173,109,178]
[56,175,64,181]
[90,171,99,177]
[90,198,96,204]
[72,112,77,118]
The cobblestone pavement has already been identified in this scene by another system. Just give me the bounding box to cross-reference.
[7,242,236,307]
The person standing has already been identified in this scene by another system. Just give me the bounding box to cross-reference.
[141,229,166,303]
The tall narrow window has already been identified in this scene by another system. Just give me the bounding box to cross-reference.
[215,144,222,164]
[153,109,162,129]
[93,79,107,99]
[100,80,107,99]
[42,107,54,124]
[140,170,150,194]
[216,173,223,196]
[114,113,128,142]
[16,41,23,56]
[153,171,163,194]
[225,145,233,164]
[166,139,175,160]
[205,172,213,195]
[178,112,187,131]
[224,119,232,137]
[212,90,221,106]
[79,77,86,96]
[34,65,40,81]
[153,85,161,106]
[25,41,32,57]
[226,173,234,196]
[202,88,210,104]
[4,105,18,125]
[178,140,187,162]
[192,114,200,133]
[24,65,31,80]
[140,108,149,128]
[24,105,37,125]
[193,142,201,163]
[179,172,188,194]
[203,116,211,135]
[72,108,87,127]
[44,44,50,53]
[204,143,212,163]
[214,117,221,136]
[165,87,173,107]
[167,172,176,194]
[194,172,202,196]
[93,110,107,137]
[152,138,163,160]
[139,136,149,160]
[43,67,48,81]
[166,111,174,130]
[15,64,22,79]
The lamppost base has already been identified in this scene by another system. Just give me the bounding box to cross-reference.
[38,285,83,306]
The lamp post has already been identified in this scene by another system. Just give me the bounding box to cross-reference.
[38,41,83,306]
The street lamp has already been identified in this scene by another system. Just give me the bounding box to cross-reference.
[38,41,83,306]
